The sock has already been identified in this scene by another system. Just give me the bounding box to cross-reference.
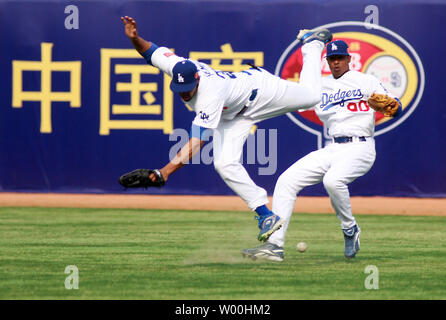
[255,205,272,217]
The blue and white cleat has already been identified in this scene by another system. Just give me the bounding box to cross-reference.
[256,214,284,242]
[242,242,284,262]
[343,224,361,259]
[297,28,333,45]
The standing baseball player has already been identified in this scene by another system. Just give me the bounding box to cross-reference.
[242,40,402,261]
[118,16,333,242]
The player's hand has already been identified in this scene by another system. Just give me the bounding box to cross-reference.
[121,16,138,39]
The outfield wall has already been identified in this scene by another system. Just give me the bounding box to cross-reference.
[1,0,445,198]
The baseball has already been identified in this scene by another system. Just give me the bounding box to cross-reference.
[297,242,307,253]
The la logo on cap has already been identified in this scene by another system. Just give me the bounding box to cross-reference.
[177,74,184,83]
[331,43,338,50]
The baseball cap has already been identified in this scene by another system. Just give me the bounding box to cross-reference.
[170,60,199,93]
[325,40,350,57]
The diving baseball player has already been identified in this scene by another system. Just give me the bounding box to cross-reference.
[242,40,402,261]
[119,16,333,241]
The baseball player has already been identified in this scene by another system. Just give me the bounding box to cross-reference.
[119,16,333,242]
[242,40,402,261]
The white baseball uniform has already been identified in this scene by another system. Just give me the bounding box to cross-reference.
[149,41,325,210]
[268,70,389,248]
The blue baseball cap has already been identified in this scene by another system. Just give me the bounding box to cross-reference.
[170,60,199,93]
[326,40,350,57]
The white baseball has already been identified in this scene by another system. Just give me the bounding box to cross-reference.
[297,242,307,253]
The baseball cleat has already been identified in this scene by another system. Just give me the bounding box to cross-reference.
[256,214,284,242]
[297,28,333,45]
[343,224,361,259]
[242,243,284,262]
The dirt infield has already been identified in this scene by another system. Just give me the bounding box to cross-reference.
[0,192,444,216]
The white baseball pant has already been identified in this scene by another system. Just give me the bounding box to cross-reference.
[213,41,324,210]
[268,138,376,247]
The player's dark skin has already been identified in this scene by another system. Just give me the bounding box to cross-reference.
[179,79,200,101]
[121,16,204,182]
[121,16,200,101]
[326,54,351,79]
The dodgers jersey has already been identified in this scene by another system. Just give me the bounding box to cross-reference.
[314,70,389,138]
[151,46,265,129]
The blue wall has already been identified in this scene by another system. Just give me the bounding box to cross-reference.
[1,0,445,197]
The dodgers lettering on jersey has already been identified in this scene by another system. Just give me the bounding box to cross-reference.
[314,70,388,138]
[150,46,262,129]
[320,88,363,111]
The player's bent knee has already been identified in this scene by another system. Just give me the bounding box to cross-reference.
[276,172,291,188]
[213,159,226,173]
[323,176,345,193]
[275,172,300,196]
[213,159,239,177]
[322,176,335,191]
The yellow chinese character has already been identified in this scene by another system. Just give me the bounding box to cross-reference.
[12,42,81,133]
[189,43,264,72]
[100,49,173,135]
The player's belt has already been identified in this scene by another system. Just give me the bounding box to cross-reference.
[246,63,262,71]
[333,136,367,143]
[248,89,258,102]
[237,89,258,116]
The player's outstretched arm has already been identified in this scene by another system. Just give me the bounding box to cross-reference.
[119,136,205,189]
[153,137,205,182]
[121,16,151,54]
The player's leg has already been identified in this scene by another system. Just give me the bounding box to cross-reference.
[213,116,268,210]
[213,116,284,241]
[279,40,325,109]
[323,140,376,228]
[322,139,376,257]
[246,41,325,122]
[292,40,325,106]
[242,148,330,261]
[267,148,330,248]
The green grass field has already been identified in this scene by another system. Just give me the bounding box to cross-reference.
[0,207,445,299]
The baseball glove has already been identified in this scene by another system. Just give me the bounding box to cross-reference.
[119,169,165,188]
[367,93,401,117]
